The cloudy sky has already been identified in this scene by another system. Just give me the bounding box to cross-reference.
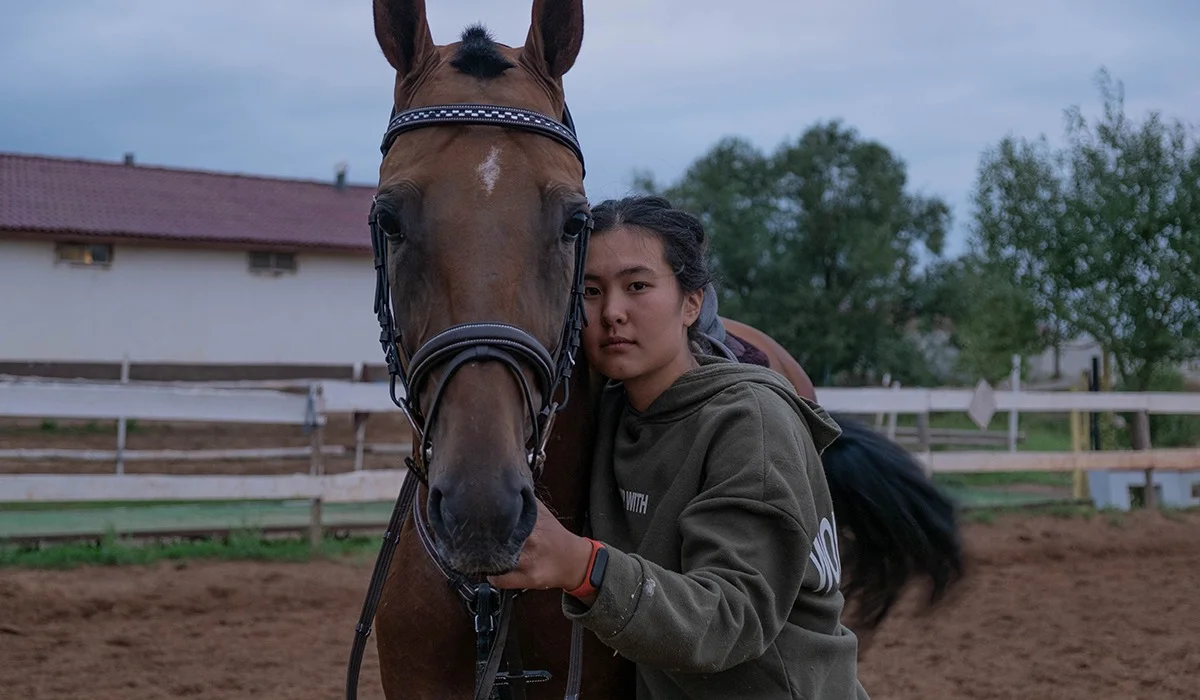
[3,1,1197,256]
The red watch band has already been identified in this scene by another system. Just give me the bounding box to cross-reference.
[565,538,605,599]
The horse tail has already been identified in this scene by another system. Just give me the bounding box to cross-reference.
[821,412,966,632]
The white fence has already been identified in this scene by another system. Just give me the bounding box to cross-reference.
[1,378,1199,530]
[0,379,408,543]
[816,386,1200,415]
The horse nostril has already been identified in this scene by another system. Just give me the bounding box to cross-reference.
[521,485,536,517]
[427,485,448,532]
[517,484,538,532]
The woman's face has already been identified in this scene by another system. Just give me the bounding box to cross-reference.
[581,225,702,384]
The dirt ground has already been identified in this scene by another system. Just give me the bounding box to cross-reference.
[0,510,1196,700]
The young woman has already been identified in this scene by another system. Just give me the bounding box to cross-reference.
[489,196,870,699]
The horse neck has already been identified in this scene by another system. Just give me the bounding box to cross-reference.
[535,361,598,534]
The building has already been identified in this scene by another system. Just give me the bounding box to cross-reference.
[0,151,383,380]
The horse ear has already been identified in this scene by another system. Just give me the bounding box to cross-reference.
[373,0,435,78]
[521,0,584,81]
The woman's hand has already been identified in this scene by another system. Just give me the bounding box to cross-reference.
[488,498,593,592]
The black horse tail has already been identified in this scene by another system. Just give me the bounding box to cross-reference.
[821,412,966,632]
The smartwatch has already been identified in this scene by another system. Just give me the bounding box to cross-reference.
[565,538,608,599]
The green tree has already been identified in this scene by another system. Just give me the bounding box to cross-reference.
[1060,71,1200,389]
[639,122,951,385]
[949,255,1047,383]
[966,69,1200,391]
[968,135,1073,377]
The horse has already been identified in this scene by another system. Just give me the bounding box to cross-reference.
[348,2,965,698]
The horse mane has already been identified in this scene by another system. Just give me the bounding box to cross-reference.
[451,25,514,79]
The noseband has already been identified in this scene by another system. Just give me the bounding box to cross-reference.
[346,102,592,700]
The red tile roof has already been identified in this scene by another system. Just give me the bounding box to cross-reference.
[0,152,375,252]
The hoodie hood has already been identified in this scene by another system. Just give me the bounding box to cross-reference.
[619,354,843,454]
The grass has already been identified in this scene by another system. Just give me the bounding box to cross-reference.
[960,502,1099,524]
[890,411,1074,452]
[5,503,1194,569]
[960,502,1200,526]
[0,528,382,570]
[934,470,1074,489]
[0,418,140,435]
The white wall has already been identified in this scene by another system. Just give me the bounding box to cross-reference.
[0,238,382,365]
[1025,336,1108,383]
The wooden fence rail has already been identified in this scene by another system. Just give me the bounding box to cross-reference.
[2,377,1199,542]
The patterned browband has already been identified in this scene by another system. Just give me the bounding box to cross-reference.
[379,104,586,177]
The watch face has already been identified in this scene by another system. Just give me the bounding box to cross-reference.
[589,546,609,588]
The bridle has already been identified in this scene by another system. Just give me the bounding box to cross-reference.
[345,101,593,700]
[370,103,590,477]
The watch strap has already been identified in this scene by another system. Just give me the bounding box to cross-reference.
[565,538,606,599]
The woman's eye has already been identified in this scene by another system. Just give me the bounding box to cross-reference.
[583,286,600,298]
[629,281,647,291]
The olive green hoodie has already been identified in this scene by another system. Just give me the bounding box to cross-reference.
[563,355,870,699]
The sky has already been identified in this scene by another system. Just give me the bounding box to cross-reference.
[3,0,1197,257]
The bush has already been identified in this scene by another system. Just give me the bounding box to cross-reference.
[1115,366,1200,448]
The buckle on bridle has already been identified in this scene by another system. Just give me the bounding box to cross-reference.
[471,583,499,633]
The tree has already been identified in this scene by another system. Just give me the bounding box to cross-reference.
[639,122,951,385]
[966,69,1200,390]
[968,135,1073,377]
[1060,71,1200,389]
[949,254,1047,383]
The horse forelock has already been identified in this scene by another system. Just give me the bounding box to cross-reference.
[450,24,515,79]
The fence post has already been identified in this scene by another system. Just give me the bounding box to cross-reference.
[916,410,932,478]
[307,383,325,548]
[352,363,369,472]
[115,354,131,475]
[1089,356,1101,450]
[1008,354,1020,453]
[1132,409,1155,509]
[1070,370,1089,500]
[875,373,891,429]
[886,380,900,441]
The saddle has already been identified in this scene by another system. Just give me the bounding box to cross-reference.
[720,331,770,368]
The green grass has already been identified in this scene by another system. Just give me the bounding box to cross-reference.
[890,411,1074,452]
[960,502,1200,526]
[0,419,139,435]
[961,502,1099,524]
[0,528,381,570]
[5,502,1194,569]
[934,470,1074,489]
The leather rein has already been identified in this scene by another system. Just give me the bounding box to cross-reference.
[345,102,593,700]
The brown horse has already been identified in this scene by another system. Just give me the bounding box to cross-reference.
[355,2,964,698]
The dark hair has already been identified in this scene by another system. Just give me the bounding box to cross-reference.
[590,195,715,349]
[591,196,712,293]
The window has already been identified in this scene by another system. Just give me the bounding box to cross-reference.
[1128,484,1164,508]
[248,251,297,275]
[1192,482,1200,500]
[55,242,113,266]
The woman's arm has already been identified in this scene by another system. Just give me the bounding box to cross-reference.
[562,389,821,673]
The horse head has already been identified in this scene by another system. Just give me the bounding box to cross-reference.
[370,0,589,575]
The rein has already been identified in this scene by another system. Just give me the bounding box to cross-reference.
[345,101,593,700]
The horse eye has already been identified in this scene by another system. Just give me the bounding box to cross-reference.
[376,208,405,243]
[563,211,591,241]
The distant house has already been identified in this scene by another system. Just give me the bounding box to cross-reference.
[0,152,381,380]
[1025,334,1110,385]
